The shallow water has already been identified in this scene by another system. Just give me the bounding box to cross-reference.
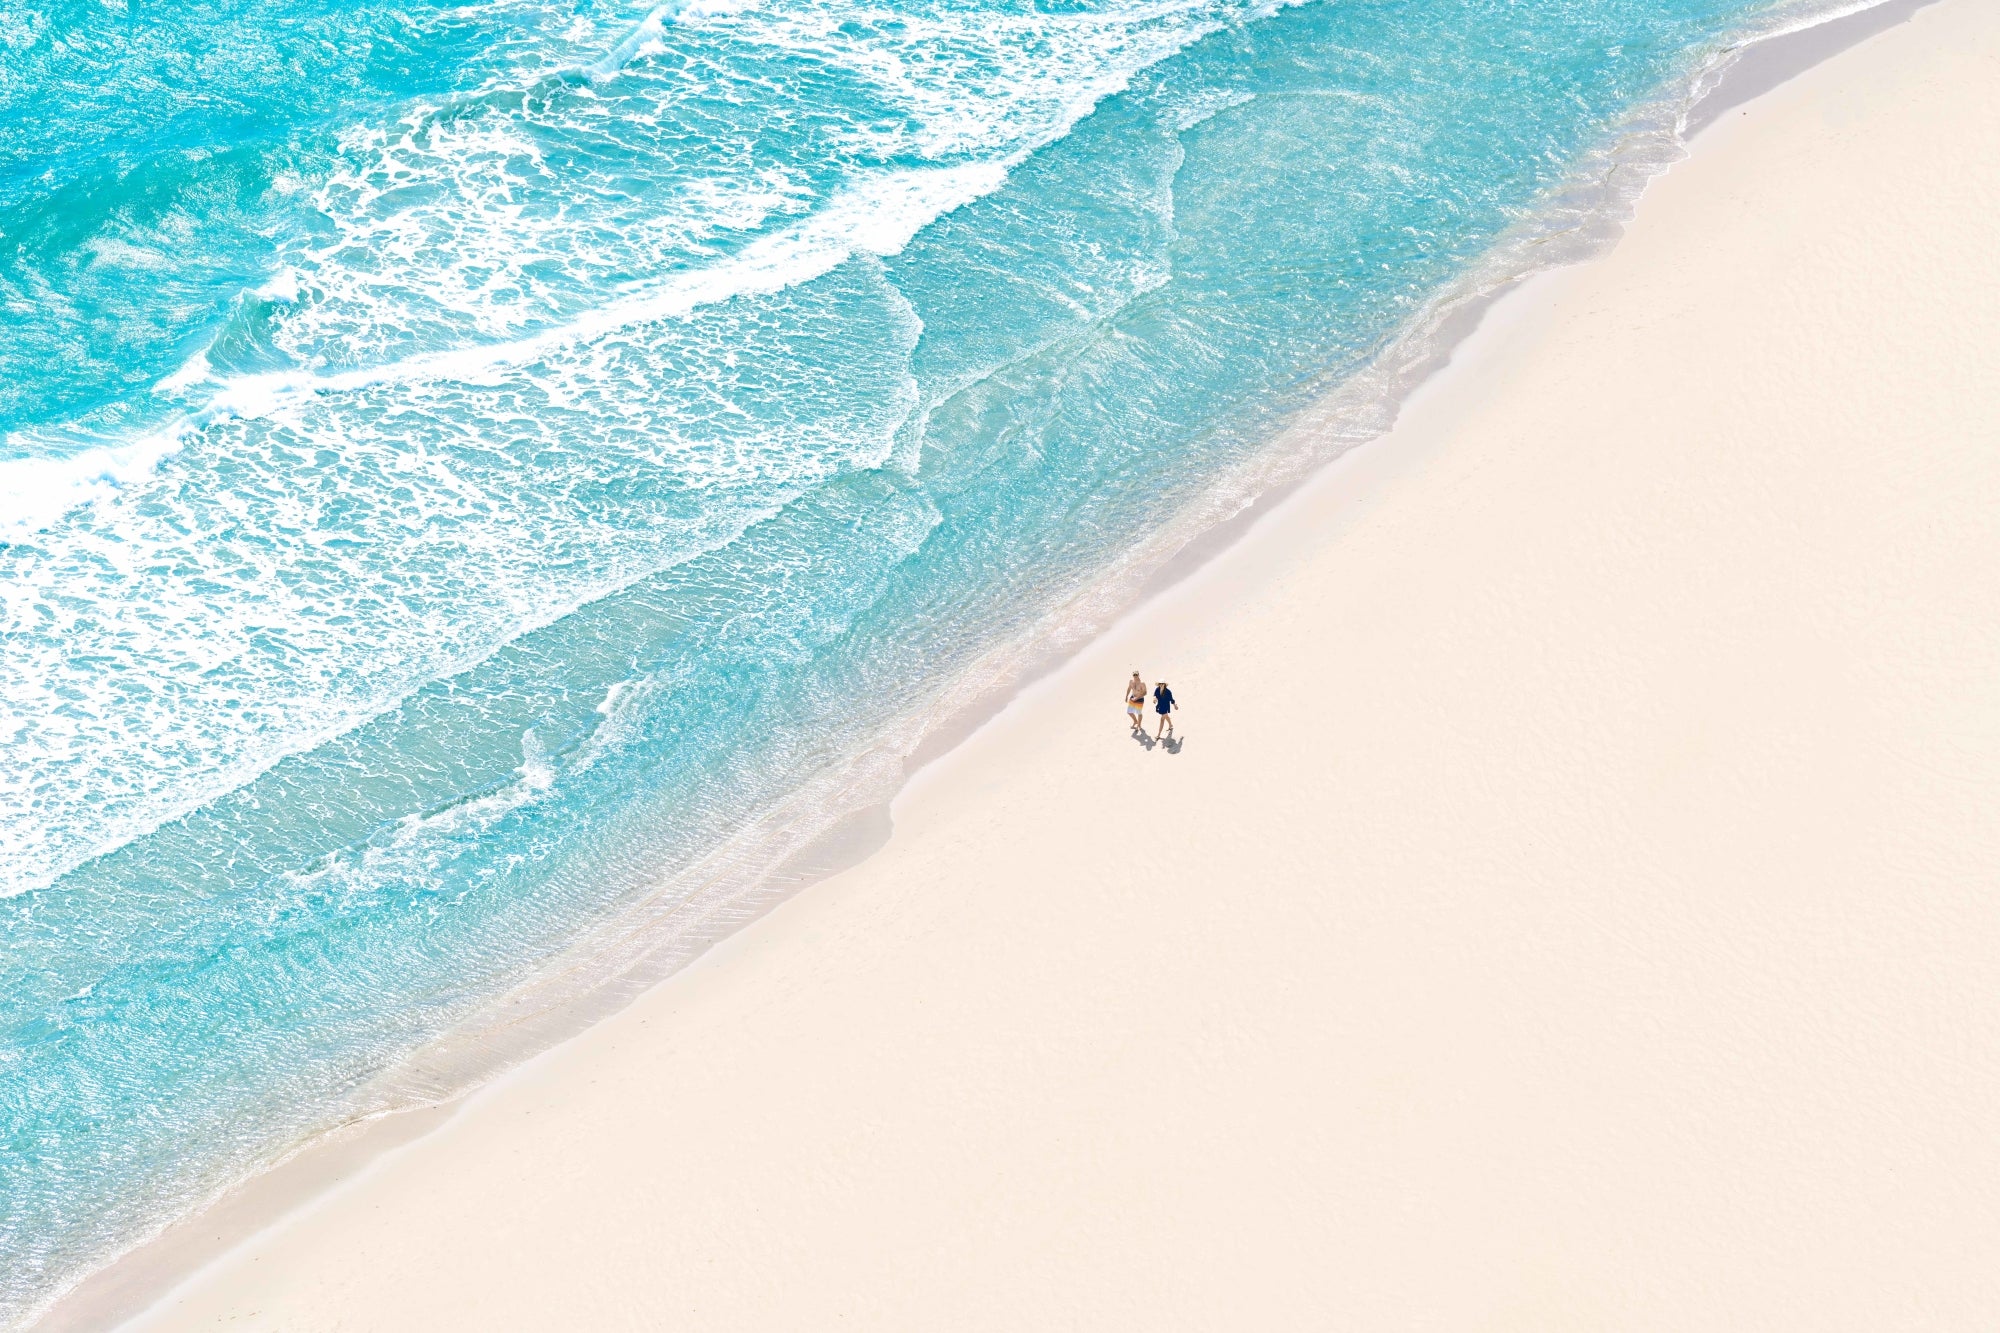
[2,0,1837,1318]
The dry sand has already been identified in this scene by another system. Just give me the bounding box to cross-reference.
[105,0,2000,1327]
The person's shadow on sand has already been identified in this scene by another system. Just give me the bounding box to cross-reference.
[1161,735,1183,755]
[1129,727,1156,751]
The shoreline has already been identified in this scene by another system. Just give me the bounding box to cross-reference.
[103,0,2000,1316]
[26,1,1963,1327]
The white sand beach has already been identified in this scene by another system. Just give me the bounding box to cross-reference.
[95,0,2000,1327]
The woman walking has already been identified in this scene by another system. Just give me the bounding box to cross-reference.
[1153,680,1176,740]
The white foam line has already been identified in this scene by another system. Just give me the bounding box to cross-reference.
[0,431,191,542]
[197,161,1007,420]
[0,162,1000,542]
[581,1,689,80]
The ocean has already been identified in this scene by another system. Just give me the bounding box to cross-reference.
[1,0,1856,1319]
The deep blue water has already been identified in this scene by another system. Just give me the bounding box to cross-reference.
[1,0,1837,1318]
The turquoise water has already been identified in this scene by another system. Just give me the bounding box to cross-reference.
[2,0,1836,1317]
